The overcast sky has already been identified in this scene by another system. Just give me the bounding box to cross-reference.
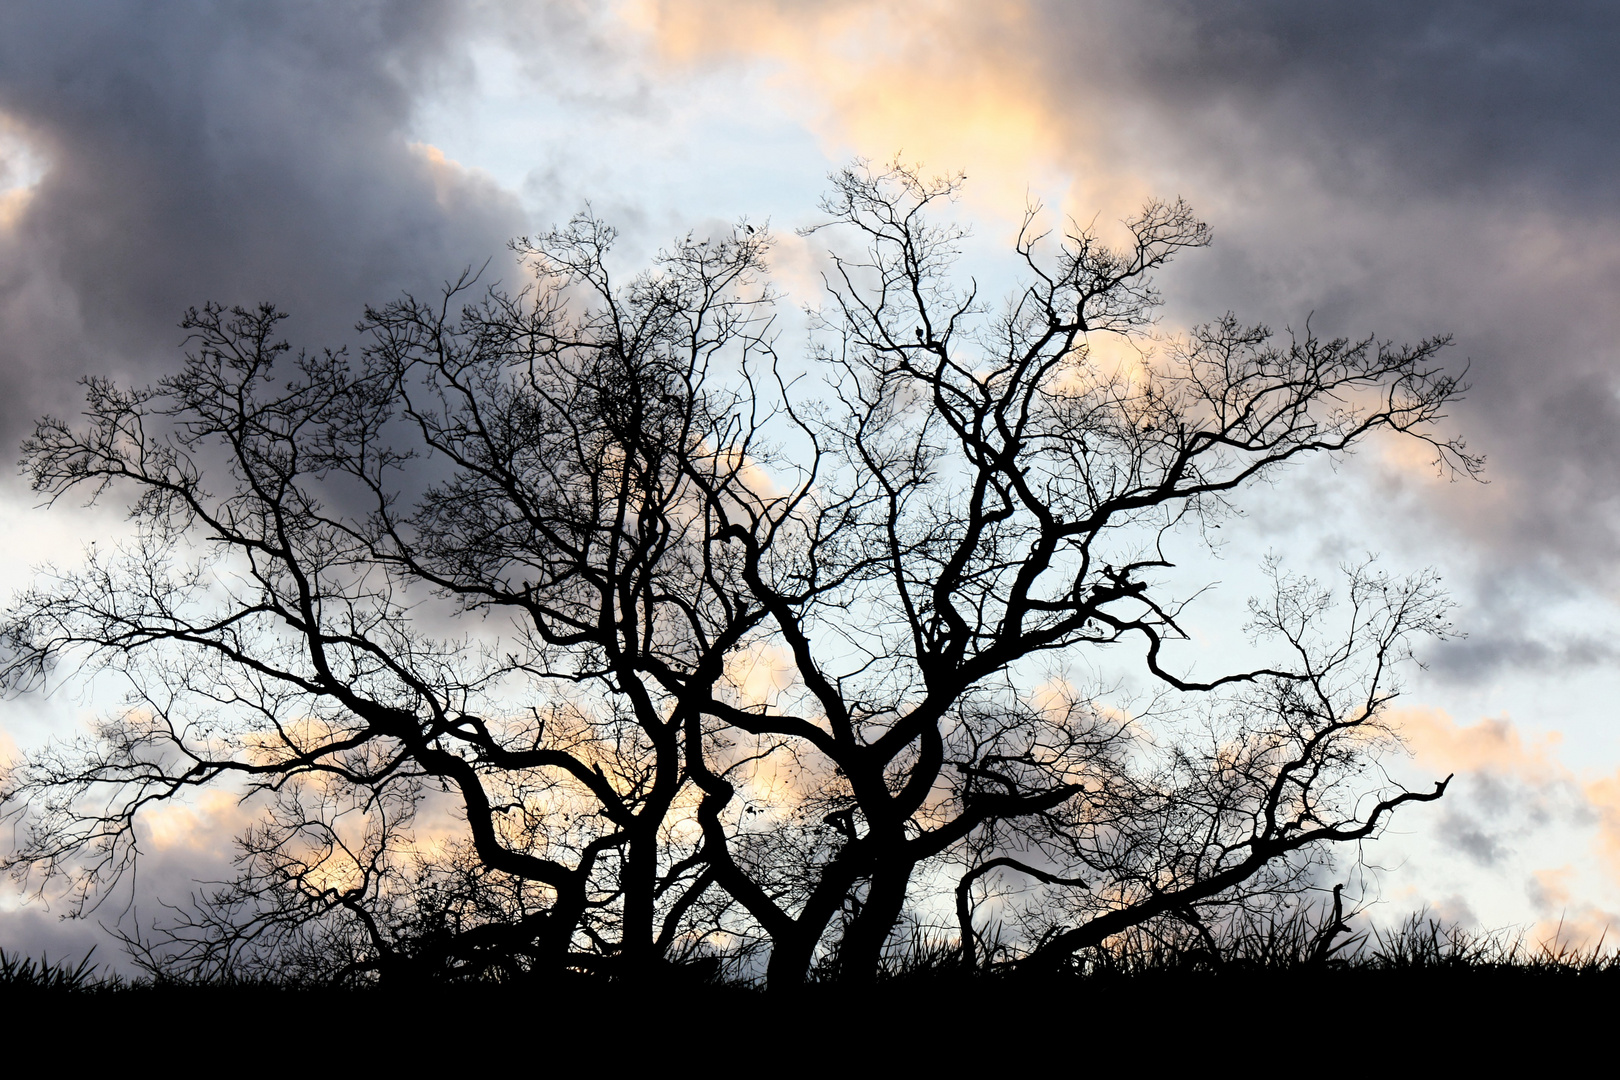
[3,0,1619,959]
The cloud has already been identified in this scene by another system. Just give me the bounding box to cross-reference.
[1426,625,1620,684]
[1399,708,1567,783]
[138,789,258,855]
[0,0,527,448]
[1436,811,1510,869]
[1426,893,1480,930]
[629,0,1135,221]
[1394,708,1620,919]
[726,641,800,711]
[1525,865,1620,953]
[1585,773,1620,883]
[0,904,103,968]
[0,0,541,963]
[8,0,1613,696]
[626,1,1620,692]
[4,0,1620,965]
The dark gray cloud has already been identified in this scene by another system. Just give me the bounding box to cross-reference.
[993,2,1620,683]
[0,905,103,968]
[1438,810,1510,868]
[1428,627,1620,684]
[4,0,1618,959]
[0,1,537,962]
[1417,769,1594,878]
[0,0,526,444]
[1063,1,1620,210]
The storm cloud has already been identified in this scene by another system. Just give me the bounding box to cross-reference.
[0,0,526,443]
[3,0,1619,958]
[9,1,1618,589]
[1031,1,1620,589]
[609,0,1620,696]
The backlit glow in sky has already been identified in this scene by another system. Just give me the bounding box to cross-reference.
[3,0,1620,959]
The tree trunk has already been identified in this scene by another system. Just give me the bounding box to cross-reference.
[618,827,658,974]
[764,926,820,989]
[833,864,912,984]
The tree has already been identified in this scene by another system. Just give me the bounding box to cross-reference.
[0,161,1478,987]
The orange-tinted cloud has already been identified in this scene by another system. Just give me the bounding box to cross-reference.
[726,641,800,710]
[624,0,1151,231]
[139,788,257,854]
[1585,773,1620,883]
[0,724,18,771]
[1526,866,1618,953]
[1396,707,1567,785]
[0,113,46,230]
[1395,707,1620,926]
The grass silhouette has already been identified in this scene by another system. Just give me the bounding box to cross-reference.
[4,910,1615,1065]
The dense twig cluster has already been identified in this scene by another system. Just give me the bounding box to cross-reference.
[0,162,1479,986]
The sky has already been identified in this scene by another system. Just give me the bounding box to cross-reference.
[2,0,1619,961]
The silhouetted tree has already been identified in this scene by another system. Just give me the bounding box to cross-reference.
[0,161,1477,987]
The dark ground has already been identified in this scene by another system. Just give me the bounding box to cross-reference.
[2,969,1610,1067]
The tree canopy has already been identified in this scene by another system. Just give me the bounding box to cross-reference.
[0,162,1478,986]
